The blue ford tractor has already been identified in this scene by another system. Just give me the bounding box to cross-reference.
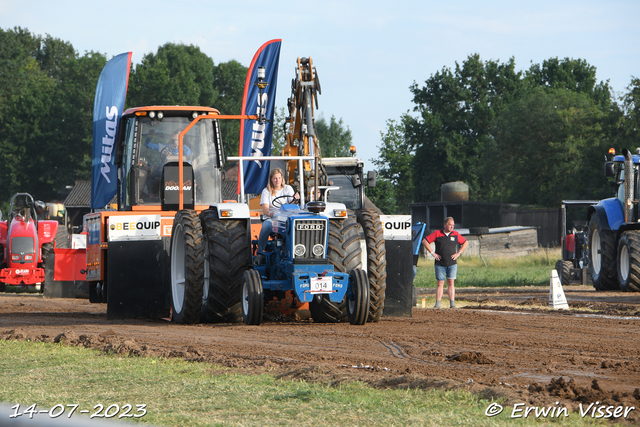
[241,198,369,326]
[588,148,640,291]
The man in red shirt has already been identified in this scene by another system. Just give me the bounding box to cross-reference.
[422,217,468,308]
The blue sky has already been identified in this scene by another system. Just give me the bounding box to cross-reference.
[1,0,639,169]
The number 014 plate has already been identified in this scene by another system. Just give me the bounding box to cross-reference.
[310,276,332,293]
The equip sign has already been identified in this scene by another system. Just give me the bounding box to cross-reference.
[108,215,162,241]
[380,215,412,241]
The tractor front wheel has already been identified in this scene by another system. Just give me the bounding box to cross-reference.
[201,211,252,323]
[241,270,264,325]
[170,210,205,324]
[311,217,362,323]
[588,214,618,291]
[356,209,386,323]
[617,231,640,292]
[347,269,369,325]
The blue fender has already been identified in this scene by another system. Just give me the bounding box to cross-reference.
[591,198,624,231]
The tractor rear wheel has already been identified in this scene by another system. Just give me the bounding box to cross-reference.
[201,211,252,323]
[554,259,572,285]
[241,270,264,325]
[347,269,369,325]
[588,214,618,291]
[356,210,386,322]
[170,210,205,324]
[42,225,71,297]
[617,231,640,292]
[311,217,362,323]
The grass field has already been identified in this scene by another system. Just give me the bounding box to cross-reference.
[0,340,607,427]
[414,248,561,289]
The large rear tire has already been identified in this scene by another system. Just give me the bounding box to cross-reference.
[588,214,618,291]
[241,270,264,325]
[201,211,252,323]
[41,224,72,297]
[55,225,70,249]
[347,269,369,325]
[170,210,205,324]
[356,210,386,322]
[617,231,640,292]
[311,217,362,323]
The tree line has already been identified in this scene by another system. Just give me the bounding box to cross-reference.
[0,27,349,210]
[368,54,640,214]
[4,26,636,217]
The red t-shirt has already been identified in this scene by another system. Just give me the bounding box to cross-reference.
[425,229,466,267]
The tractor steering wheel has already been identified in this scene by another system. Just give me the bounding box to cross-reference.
[160,145,174,159]
[272,194,300,208]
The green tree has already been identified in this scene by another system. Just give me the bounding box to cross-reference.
[407,54,525,203]
[127,43,217,108]
[213,59,248,156]
[0,27,105,203]
[369,118,414,214]
[490,88,610,206]
[271,106,287,155]
[525,57,613,108]
[315,115,352,157]
[365,177,397,215]
[622,77,640,137]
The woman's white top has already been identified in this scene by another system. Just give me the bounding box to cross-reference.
[260,185,295,216]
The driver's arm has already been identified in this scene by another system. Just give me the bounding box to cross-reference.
[261,203,271,217]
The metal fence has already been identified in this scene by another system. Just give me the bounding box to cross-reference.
[410,202,561,247]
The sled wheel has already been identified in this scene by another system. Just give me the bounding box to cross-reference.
[170,210,205,324]
[347,269,369,325]
[241,270,263,325]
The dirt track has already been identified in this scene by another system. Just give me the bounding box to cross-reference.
[2,286,640,420]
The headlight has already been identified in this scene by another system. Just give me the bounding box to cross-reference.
[312,244,324,257]
[294,244,306,257]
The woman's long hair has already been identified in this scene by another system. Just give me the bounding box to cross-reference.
[267,168,285,196]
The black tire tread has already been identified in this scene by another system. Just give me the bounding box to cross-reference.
[242,270,264,325]
[171,210,205,324]
[347,269,369,325]
[588,214,618,291]
[356,210,386,322]
[55,225,70,249]
[554,259,572,286]
[311,217,362,323]
[622,230,640,292]
[201,212,252,323]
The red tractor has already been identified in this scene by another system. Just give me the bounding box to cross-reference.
[0,193,65,292]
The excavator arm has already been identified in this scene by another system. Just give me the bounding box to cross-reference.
[281,57,325,199]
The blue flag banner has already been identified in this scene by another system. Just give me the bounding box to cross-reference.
[91,52,132,209]
[238,40,281,195]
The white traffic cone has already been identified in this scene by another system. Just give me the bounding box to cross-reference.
[549,270,569,309]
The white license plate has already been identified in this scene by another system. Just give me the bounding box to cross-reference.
[310,276,332,293]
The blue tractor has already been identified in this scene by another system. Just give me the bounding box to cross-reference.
[588,148,640,292]
[241,199,370,325]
